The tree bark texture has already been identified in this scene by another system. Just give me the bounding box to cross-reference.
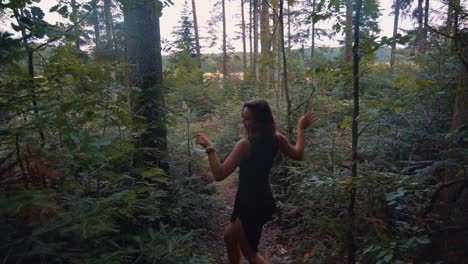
[260,0,271,91]
[104,0,114,49]
[390,0,400,71]
[280,0,292,136]
[416,0,423,48]
[91,0,101,50]
[241,0,247,76]
[423,0,429,42]
[222,0,228,78]
[191,0,202,69]
[126,0,167,167]
[253,0,259,83]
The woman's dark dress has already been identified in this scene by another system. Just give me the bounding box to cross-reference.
[230,135,279,253]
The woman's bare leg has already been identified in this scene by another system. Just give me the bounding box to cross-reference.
[224,222,241,264]
[233,218,268,264]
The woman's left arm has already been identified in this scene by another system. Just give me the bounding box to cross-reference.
[195,133,249,182]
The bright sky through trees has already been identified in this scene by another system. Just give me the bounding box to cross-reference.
[1,0,443,54]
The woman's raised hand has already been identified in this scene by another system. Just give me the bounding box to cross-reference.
[298,112,317,131]
[195,133,214,148]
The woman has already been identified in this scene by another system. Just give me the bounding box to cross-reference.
[195,99,316,264]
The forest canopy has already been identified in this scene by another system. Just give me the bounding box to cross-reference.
[0,0,467,263]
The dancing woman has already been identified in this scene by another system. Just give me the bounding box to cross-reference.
[195,99,316,264]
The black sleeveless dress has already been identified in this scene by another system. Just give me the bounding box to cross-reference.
[230,135,279,253]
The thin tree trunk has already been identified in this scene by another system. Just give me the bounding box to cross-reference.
[253,0,259,84]
[92,0,101,50]
[71,0,80,49]
[192,0,202,69]
[451,0,468,129]
[241,0,247,76]
[416,0,423,48]
[260,0,270,91]
[249,0,253,77]
[345,0,353,62]
[423,0,429,42]
[222,0,228,79]
[347,0,363,262]
[104,0,114,49]
[126,0,167,169]
[280,0,291,136]
[390,0,400,72]
[287,1,291,52]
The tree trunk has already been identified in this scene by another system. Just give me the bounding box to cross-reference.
[390,0,400,72]
[71,0,80,49]
[452,66,468,129]
[91,0,101,50]
[253,0,259,83]
[416,0,423,49]
[287,1,291,52]
[280,0,291,136]
[222,0,228,79]
[451,0,468,130]
[423,0,429,42]
[260,0,270,91]
[249,0,253,77]
[191,0,202,69]
[345,0,353,62]
[126,0,167,168]
[104,0,114,49]
[347,0,363,262]
[241,0,247,76]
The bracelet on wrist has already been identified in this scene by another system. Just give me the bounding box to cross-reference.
[205,146,216,154]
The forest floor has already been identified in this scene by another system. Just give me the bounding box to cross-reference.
[203,175,294,263]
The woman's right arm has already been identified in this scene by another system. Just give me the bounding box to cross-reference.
[277,112,316,161]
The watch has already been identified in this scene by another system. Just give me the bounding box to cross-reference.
[205,146,216,154]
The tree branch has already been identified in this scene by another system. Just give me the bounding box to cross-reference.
[33,6,94,52]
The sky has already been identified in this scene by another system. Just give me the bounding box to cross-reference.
[1,0,446,54]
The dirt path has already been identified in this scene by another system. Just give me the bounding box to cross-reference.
[207,176,294,263]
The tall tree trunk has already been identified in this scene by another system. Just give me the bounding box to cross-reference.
[104,0,114,49]
[260,0,270,91]
[249,0,253,77]
[91,0,101,50]
[450,0,468,129]
[452,66,468,129]
[345,0,353,62]
[280,0,291,136]
[390,0,400,72]
[253,0,259,84]
[347,0,363,262]
[423,0,429,44]
[416,0,423,49]
[241,0,247,76]
[287,1,291,52]
[126,0,167,168]
[191,0,202,69]
[71,0,80,49]
[222,0,228,79]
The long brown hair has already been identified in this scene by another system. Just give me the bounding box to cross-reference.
[243,99,276,137]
